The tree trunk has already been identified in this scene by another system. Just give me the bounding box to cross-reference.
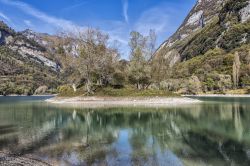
[233,52,241,89]
[86,78,92,94]
[72,84,77,92]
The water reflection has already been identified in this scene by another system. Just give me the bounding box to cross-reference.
[0,97,250,165]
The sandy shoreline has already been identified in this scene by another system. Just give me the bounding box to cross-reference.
[46,96,201,107]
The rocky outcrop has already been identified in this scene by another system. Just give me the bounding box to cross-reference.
[34,86,48,95]
[162,50,181,68]
[240,1,250,23]
[0,21,62,94]
[9,44,58,71]
[0,22,60,71]
[22,29,79,57]
[158,0,224,50]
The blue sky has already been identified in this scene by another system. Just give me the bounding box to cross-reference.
[0,0,196,58]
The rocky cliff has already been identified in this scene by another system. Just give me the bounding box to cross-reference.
[21,29,79,58]
[153,0,250,93]
[155,0,250,67]
[0,21,61,95]
[0,22,59,71]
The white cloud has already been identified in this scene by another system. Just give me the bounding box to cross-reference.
[0,0,83,32]
[132,3,181,50]
[0,11,11,23]
[99,20,130,58]
[61,1,88,12]
[122,0,129,24]
[134,5,171,36]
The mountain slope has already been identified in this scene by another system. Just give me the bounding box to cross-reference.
[155,0,250,66]
[0,21,61,95]
[153,0,250,93]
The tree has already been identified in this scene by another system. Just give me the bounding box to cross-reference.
[128,31,152,89]
[74,28,119,94]
[233,51,241,88]
[246,50,250,64]
[56,32,80,91]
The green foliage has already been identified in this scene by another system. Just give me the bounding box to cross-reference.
[179,18,224,60]
[57,85,85,97]
[0,46,61,95]
[204,77,216,91]
[166,1,250,61]
[173,48,232,78]
[219,22,250,51]
[241,74,250,87]
[128,31,154,89]
[57,85,73,94]
[0,82,33,96]
[111,71,126,88]
[247,87,250,94]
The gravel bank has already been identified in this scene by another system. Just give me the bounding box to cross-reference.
[46,96,201,107]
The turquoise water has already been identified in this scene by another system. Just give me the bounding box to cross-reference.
[0,96,250,166]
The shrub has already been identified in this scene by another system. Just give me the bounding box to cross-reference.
[186,76,202,95]
[57,85,74,96]
[219,22,250,51]
[57,85,86,97]
[111,71,125,88]
[247,87,250,94]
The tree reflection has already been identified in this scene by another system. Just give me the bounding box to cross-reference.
[1,99,250,165]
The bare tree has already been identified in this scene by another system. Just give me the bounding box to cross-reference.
[128,31,153,89]
[73,28,119,94]
[147,29,157,61]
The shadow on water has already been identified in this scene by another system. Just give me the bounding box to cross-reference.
[0,96,54,103]
[0,96,250,165]
[188,96,250,103]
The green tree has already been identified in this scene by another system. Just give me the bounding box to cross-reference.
[128,31,152,89]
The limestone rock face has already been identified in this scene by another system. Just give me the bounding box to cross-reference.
[21,29,79,57]
[34,86,48,95]
[240,1,250,23]
[9,42,58,70]
[159,0,223,49]
[0,22,59,71]
[163,50,181,68]
[155,0,224,66]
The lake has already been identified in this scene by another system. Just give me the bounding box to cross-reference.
[0,96,250,166]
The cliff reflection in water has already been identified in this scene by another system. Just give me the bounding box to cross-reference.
[0,97,250,166]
